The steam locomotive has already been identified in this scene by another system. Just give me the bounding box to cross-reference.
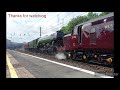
[24,13,114,66]
[24,31,65,54]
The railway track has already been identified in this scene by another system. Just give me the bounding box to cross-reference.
[17,49,114,77]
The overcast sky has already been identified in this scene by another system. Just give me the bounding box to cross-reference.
[6,12,101,43]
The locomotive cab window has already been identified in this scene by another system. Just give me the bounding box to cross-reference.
[77,25,82,44]
[73,26,78,35]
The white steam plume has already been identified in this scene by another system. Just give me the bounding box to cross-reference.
[55,52,66,60]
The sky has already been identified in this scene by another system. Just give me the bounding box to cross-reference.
[6,12,101,43]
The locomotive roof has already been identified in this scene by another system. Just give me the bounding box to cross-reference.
[38,32,57,43]
[64,13,114,38]
[64,34,71,37]
[75,13,114,27]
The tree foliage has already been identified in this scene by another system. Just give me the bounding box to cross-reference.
[60,12,112,34]
[99,12,113,16]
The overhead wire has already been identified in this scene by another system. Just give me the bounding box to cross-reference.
[19,12,49,35]
[14,12,88,43]
[23,12,63,35]
[22,12,63,42]
[24,12,87,42]
[23,12,73,42]
[30,12,87,34]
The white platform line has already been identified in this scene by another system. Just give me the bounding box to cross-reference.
[11,50,114,78]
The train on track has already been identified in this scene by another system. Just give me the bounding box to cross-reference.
[24,13,114,66]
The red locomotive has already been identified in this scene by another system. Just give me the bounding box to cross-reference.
[23,13,114,66]
[63,13,114,65]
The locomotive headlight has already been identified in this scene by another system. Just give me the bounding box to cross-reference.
[73,43,75,46]
[72,36,76,39]
[106,58,112,63]
[68,53,71,57]
[94,55,97,58]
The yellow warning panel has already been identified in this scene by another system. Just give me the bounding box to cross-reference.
[6,54,18,78]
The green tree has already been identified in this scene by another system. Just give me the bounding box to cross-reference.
[99,12,112,16]
[87,12,99,20]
